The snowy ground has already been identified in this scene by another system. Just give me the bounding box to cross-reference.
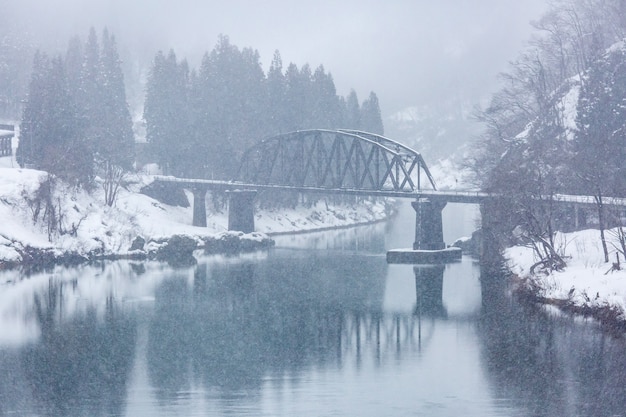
[505,228,626,321]
[0,152,392,266]
[429,154,476,191]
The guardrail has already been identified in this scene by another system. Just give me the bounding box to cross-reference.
[0,124,14,157]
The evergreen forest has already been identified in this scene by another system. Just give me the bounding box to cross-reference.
[8,31,384,188]
[16,28,134,196]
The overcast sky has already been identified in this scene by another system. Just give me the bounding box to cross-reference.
[4,0,548,117]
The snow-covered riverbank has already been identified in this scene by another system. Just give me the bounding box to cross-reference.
[0,167,393,269]
[505,228,626,330]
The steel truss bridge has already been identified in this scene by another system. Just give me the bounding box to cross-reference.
[154,129,626,241]
[238,129,437,194]
[156,129,442,199]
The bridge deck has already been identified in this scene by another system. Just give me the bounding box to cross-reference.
[154,176,626,207]
[153,176,487,201]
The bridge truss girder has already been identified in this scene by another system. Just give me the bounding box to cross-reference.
[237,129,437,192]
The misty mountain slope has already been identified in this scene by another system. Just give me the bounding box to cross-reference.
[475,36,626,200]
[500,42,626,324]
[385,102,483,163]
[384,102,482,190]
[510,75,581,146]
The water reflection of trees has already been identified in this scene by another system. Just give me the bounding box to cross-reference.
[0,350,34,416]
[146,253,391,403]
[146,255,457,408]
[17,279,137,417]
[479,266,626,416]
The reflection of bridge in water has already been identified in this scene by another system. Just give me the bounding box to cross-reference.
[319,265,453,363]
[164,255,459,370]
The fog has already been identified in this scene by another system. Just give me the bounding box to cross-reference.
[3,0,547,116]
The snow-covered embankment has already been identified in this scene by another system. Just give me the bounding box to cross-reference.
[505,228,626,330]
[0,167,393,269]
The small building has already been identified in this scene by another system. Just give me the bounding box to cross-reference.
[0,124,14,157]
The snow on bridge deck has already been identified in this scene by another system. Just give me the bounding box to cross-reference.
[154,175,626,207]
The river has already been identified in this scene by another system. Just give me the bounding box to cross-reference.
[1,201,626,417]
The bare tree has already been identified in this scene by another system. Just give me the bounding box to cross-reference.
[101,161,126,207]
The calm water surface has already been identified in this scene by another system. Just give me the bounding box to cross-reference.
[1,202,626,416]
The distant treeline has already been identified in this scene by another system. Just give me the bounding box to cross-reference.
[6,30,384,185]
[144,35,383,178]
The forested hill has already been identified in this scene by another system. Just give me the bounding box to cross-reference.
[473,0,626,201]
[472,0,626,263]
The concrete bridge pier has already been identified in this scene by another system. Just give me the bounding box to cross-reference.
[191,185,209,227]
[227,190,257,233]
[412,198,447,250]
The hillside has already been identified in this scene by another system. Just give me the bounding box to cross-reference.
[484,38,626,329]
[0,162,393,269]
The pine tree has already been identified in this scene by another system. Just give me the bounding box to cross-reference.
[95,29,135,205]
[344,90,361,129]
[46,56,90,183]
[194,47,235,179]
[79,28,102,141]
[194,35,267,178]
[186,66,212,177]
[311,65,342,129]
[16,51,50,169]
[65,35,84,103]
[17,52,89,183]
[266,50,288,134]
[236,45,268,150]
[144,50,192,176]
[284,63,314,130]
[360,92,384,134]
[98,29,134,170]
[144,50,173,173]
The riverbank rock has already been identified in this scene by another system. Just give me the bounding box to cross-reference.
[154,234,198,266]
[129,236,146,251]
[202,231,274,254]
[9,245,65,274]
[1,231,276,271]
[452,229,482,256]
